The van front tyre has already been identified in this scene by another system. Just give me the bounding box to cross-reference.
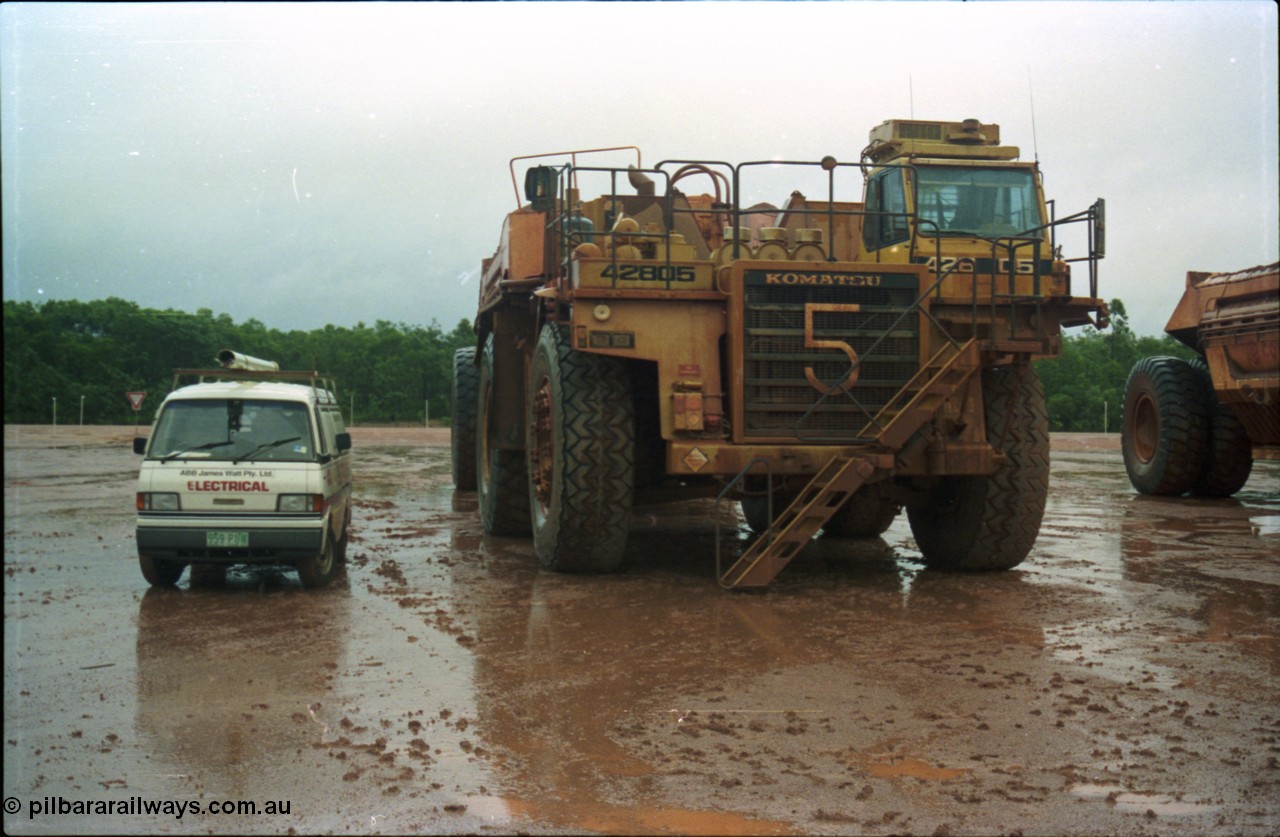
[297,538,337,588]
[140,554,185,586]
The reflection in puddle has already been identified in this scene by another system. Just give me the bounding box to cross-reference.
[1252,513,1280,537]
[1071,783,1220,817]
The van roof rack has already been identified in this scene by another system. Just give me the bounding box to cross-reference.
[169,367,339,403]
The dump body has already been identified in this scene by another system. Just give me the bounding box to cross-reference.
[458,120,1107,585]
[1164,262,1280,457]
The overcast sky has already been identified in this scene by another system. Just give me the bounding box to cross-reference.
[3,1,1277,338]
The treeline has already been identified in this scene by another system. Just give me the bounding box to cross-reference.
[1034,299,1197,432]
[3,298,474,425]
[4,296,1195,432]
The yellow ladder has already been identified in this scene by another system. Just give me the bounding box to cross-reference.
[720,456,875,589]
[858,338,980,449]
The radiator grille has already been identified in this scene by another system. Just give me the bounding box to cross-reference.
[741,271,920,439]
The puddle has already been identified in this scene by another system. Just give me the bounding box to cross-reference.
[1070,783,1221,817]
[865,758,967,781]
[5,426,1278,835]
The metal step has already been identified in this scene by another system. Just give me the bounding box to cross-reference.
[858,338,980,449]
[720,456,875,589]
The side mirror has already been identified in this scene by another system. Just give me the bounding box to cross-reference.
[524,166,556,212]
[133,437,147,455]
[1091,198,1106,259]
[336,432,352,452]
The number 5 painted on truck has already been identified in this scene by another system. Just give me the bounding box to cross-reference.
[804,303,861,395]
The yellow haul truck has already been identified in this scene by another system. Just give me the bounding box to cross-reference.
[453,118,1108,588]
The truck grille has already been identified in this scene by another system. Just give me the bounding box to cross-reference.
[741,270,920,440]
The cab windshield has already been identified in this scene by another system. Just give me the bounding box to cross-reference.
[149,399,316,462]
[914,166,1044,237]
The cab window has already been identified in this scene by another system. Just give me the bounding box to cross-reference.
[862,168,910,250]
[915,166,1044,237]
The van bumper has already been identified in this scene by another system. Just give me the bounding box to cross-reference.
[136,526,324,563]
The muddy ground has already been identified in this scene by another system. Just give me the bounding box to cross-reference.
[4,424,1278,835]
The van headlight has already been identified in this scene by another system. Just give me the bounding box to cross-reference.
[137,493,180,511]
[277,494,324,513]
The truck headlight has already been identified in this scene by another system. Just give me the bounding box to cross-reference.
[277,494,324,513]
[137,493,180,511]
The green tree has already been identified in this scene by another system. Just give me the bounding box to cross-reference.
[3,298,475,425]
[1035,299,1198,432]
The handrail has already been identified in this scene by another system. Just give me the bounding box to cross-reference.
[714,457,774,590]
[509,146,642,209]
[532,155,1103,443]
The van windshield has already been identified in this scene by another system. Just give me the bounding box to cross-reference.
[914,166,1044,237]
[149,399,315,462]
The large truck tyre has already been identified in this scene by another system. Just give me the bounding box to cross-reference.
[740,490,797,535]
[746,483,899,538]
[527,322,635,572]
[1121,356,1210,496]
[477,336,532,536]
[823,483,902,538]
[451,347,479,490]
[1188,358,1253,497]
[907,364,1049,571]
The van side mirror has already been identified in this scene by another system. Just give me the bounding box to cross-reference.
[524,166,556,212]
[133,437,147,455]
[336,432,352,452]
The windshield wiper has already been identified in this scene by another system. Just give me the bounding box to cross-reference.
[233,436,301,465]
[160,440,233,463]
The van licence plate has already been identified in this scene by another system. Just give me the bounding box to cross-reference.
[207,531,249,548]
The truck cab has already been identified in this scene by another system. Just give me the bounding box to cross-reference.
[132,351,352,588]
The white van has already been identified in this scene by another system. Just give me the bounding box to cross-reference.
[132,351,352,588]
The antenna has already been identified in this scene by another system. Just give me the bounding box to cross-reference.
[909,76,914,120]
[1027,65,1039,162]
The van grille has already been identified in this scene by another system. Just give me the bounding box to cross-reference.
[741,270,920,440]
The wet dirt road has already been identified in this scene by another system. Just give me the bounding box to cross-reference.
[4,424,1279,835]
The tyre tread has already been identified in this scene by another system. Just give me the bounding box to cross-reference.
[1121,356,1210,496]
[451,347,479,490]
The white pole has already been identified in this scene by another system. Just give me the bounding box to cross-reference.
[350,392,354,427]
[80,395,85,427]
[425,399,430,428]
[1104,400,1108,434]
[52,397,57,428]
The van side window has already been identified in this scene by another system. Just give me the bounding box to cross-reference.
[317,406,347,456]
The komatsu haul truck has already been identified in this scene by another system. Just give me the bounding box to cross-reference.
[453,118,1108,588]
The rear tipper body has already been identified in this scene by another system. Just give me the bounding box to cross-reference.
[1121,262,1278,499]
[458,119,1108,587]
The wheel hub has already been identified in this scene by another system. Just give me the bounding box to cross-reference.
[1132,392,1158,463]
